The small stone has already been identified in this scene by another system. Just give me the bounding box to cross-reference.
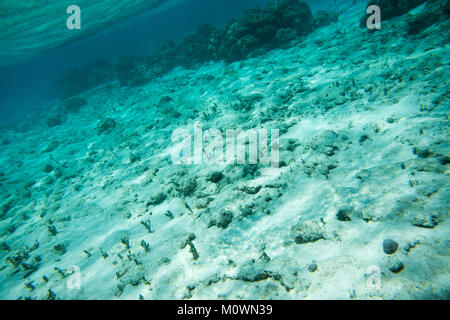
[209,209,233,229]
[439,156,450,165]
[237,263,270,282]
[180,178,197,196]
[43,164,54,173]
[259,252,271,263]
[187,233,196,242]
[96,118,117,135]
[359,134,369,143]
[147,192,166,206]
[403,240,420,253]
[129,153,140,163]
[308,263,318,273]
[292,219,325,244]
[389,261,404,273]
[53,167,63,178]
[209,171,223,183]
[41,176,55,185]
[413,147,431,158]
[336,209,352,221]
[216,210,233,229]
[383,239,399,255]
[411,212,439,228]
[187,284,195,291]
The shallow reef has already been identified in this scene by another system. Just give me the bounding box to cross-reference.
[57,0,328,100]
[0,0,449,300]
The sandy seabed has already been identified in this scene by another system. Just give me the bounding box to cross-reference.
[0,2,449,300]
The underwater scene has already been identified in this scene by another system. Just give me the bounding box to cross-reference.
[0,0,449,300]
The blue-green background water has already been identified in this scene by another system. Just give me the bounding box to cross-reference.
[0,0,448,300]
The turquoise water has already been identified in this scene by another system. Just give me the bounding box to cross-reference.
[0,0,448,300]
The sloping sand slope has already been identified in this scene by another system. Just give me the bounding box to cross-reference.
[0,2,448,299]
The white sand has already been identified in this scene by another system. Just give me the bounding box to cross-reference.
[0,2,448,300]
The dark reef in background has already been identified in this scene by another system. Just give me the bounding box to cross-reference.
[58,59,114,100]
[406,0,450,35]
[360,0,449,29]
[313,10,339,29]
[55,0,450,102]
[211,0,314,62]
[56,0,338,100]
[364,0,429,21]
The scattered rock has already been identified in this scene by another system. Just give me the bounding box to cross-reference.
[181,233,197,249]
[43,163,54,173]
[389,261,404,273]
[53,243,67,255]
[259,252,271,263]
[413,147,431,158]
[179,178,197,197]
[292,219,325,244]
[96,118,117,135]
[208,209,233,229]
[238,269,270,282]
[359,134,370,143]
[41,176,55,186]
[308,263,318,273]
[147,192,166,206]
[240,185,262,195]
[241,164,260,178]
[42,141,59,153]
[404,240,420,253]
[383,239,399,255]
[411,212,440,228]
[180,233,200,260]
[208,171,223,183]
[386,117,396,124]
[237,260,273,282]
[129,153,140,164]
[310,130,341,156]
[439,156,450,165]
[336,208,352,222]
[240,203,256,217]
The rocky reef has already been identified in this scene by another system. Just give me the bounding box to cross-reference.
[406,0,450,35]
[0,0,448,300]
[360,0,450,29]
[56,0,322,99]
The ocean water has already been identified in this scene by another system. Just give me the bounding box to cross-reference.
[0,0,449,300]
